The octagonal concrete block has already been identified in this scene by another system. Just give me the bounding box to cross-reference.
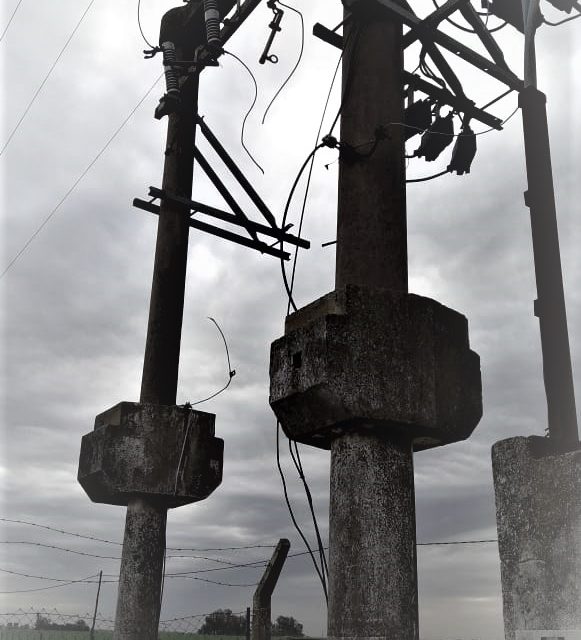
[270,285,482,450]
[78,402,223,508]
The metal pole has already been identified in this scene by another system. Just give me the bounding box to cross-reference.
[329,2,418,639]
[113,29,200,640]
[246,607,251,640]
[90,570,103,640]
[252,539,290,640]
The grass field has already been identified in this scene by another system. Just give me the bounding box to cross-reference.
[0,633,246,640]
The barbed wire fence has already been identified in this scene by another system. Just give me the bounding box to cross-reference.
[0,608,250,638]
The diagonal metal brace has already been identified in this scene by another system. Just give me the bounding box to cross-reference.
[196,115,278,229]
[374,0,523,90]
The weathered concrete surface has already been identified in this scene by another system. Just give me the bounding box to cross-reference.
[328,432,418,640]
[252,539,290,640]
[113,498,166,640]
[270,285,482,451]
[78,402,223,508]
[492,436,581,640]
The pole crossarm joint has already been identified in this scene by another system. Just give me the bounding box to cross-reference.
[372,0,523,90]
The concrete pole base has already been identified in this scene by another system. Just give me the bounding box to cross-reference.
[113,498,167,640]
[328,431,419,640]
[492,436,581,640]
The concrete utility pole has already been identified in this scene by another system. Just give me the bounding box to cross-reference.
[493,2,581,637]
[270,1,482,639]
[77,2,246,639]
[252,539,290,640]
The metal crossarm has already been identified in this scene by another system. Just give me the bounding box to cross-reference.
[374,0,523,90]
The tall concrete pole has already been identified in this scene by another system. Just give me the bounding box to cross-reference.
[331,4,418,640]
[271,3,482,639]
[112,47,200,640]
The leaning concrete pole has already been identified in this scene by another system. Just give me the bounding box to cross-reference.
[492,4,581,638]
[252,539,290,640]
[270,2,482,639]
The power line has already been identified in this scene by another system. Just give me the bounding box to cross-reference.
[0,517,274,552]
[137,0,156,49]
[0,0,24,43]
[0,0,96,157]
[0,71,163,281]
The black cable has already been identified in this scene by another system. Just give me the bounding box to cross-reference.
[406,169,450,183]
[543,12,581,25]
[279,144,324,313]
[0,0,96,157]
[276,422,328,603]
[137,0,156,49]
[0,71,163,281]
[223,50,264,174]
[281,30,353,315]
[261,1,305,125]
[0,0,24,43]
[288,440,329,582]
[189,317,236,406]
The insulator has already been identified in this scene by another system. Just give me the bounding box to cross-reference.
[203,0,222,51]
[447,125,477,175]
[404,99,432,141]
[414,112,455,162]
[161,41,180,96]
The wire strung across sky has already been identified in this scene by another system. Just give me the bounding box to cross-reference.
[0,0,96,158]
[0,0,24,43]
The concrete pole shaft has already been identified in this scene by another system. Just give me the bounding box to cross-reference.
[113,498,167,640]
[328,432,419,640]
[335,6,407,293]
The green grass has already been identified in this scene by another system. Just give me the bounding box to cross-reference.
[0,633,247,640]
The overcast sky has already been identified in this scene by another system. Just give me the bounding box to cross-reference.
[1,1,580,638]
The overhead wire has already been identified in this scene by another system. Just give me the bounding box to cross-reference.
[0,518,274,552]
[0,0,96,157]
[261,0,305,125]
[0,71,164,281]
[543,12,581,25]
[223,50,264,174]
[0,0,24,43]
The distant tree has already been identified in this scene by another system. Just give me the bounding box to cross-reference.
[199,609,246,635]
[35,615,89,631]
[272,615,303,637]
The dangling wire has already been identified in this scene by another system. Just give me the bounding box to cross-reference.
[261,1,305,124]
[276,423,329,603]
[223,50,265,174]
[137,0,156,49]
[190,317,236,406]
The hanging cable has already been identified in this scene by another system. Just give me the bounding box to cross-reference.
[281,29,354,315]
[406,169,450,183]
[189,317,236,406]
[223,50,264,174]
[276,423,328,603]
[0,0,24,43]
[543,11,581,24]
[288,440,329,583]
[0,0,96,157]
[137,0,156,49]
[261,0,305,124]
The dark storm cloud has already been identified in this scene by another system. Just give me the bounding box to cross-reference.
[2,2,580,639]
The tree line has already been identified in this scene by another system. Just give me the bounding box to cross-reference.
[199,609,304,637]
